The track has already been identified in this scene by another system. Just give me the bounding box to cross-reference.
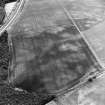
[0,0,25,36]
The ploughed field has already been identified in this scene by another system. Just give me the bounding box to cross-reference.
[11,23,99,93]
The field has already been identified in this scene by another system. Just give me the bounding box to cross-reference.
[0,0,105,105]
